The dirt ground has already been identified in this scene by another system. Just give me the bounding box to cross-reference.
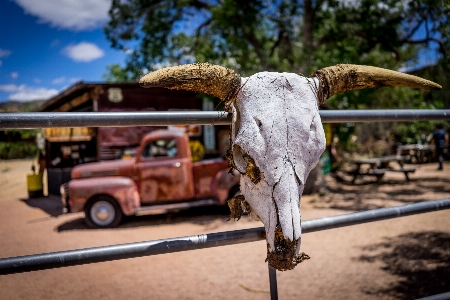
[0,159,449,300]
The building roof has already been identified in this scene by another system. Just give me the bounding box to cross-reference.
[37,81,141,112]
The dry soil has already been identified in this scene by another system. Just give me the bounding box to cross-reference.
[0,159,449,300]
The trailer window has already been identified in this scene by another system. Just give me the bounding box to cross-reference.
[141,139,178,158]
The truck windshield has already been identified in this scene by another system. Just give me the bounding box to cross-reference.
[141,139,178,158]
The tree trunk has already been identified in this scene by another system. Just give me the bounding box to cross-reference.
[301,0,315,74]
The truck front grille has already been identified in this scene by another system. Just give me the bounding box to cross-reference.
[81,169,119,178]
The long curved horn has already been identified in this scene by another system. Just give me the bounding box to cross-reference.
[140,63,241,102]
[311,64,442,104]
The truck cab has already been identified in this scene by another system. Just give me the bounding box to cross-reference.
[136,130,195,203]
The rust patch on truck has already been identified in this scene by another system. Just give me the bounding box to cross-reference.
[68,177,139,215]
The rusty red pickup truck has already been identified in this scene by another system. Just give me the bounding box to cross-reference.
[61,129,240,228]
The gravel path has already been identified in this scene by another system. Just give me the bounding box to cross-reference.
[0,159,449,299]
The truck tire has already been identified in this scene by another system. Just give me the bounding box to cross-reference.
[84,195,123,228]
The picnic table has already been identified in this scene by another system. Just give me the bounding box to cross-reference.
[348,155,415,183]
[397,144,433,164]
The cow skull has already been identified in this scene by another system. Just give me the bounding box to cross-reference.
[140,63,441,270]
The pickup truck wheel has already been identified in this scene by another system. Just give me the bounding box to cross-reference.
[85,196,123,228]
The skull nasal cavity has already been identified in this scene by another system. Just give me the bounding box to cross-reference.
[310,119,316,132]
[232,144,247,174]
[255,118,262,130]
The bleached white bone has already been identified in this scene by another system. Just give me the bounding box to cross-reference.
[230,72,326,251]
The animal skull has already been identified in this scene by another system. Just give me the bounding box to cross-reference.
[140,63,441,271]
[228,73,325,270]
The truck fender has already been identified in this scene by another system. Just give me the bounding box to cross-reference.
[211,169,241,205]
[68,176,139,215]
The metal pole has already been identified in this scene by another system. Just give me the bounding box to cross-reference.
[319,109,450,123]
[268,265,279,300]
[0,110,449,129]
[0,198,449,275]
[416,291,450,300]
[301,198,450,233]
[0,111,232,129]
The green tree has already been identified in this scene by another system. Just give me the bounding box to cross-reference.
[103,0,449,149]
[104,0,448,77]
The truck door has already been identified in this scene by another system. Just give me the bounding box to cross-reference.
[137,137,194,203]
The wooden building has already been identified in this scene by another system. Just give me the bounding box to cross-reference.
[38,81,229,195]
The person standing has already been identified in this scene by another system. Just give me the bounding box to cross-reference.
[431,124,449,170]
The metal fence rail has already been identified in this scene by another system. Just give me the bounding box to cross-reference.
[1,109,449,299]
[0,109,449,129]
[1,198,449,275]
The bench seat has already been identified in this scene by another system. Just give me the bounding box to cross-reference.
[384,168,416,180]
[345,168,386,183]
[385,168,416,173]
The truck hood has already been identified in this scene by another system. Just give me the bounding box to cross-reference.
[71,159,135,179]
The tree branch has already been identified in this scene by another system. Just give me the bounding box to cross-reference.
[236,19,274,70]
[403,20,424,41]
[269,29,285,57]
[187,0,211,10]
[193,18,213,49]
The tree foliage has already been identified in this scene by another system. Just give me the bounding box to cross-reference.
[103,0,449,147]
[105,0,448,76]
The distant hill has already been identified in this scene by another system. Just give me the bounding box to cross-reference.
[0,100,46,112]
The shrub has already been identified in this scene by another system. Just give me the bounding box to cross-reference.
[0,142,38,159]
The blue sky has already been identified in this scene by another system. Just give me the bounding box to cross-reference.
[0,0,128,102]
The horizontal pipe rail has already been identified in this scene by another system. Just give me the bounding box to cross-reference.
[0,111,231,129]
[320,109,450,123]
[0,110,449,129]
[416,291,450,300]
[0,198,449,275]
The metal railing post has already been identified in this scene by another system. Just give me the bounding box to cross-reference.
[268,265,279,300]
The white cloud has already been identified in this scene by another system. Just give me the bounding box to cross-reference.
[11,72,19,79]
[0,84,59,102]
[62,42,104,62]
[13,0,110,31]
[0,84,18,93]
[0,49,11,58]
[34,78,42,83]
[52,76,66,84]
